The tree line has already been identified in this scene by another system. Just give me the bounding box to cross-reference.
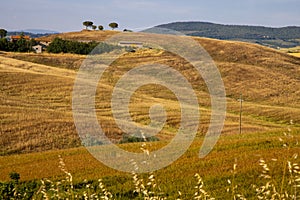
[0,30,37,52]
[0,32,121,55]
[47,38,121,55]
[0,20,122,54]
[158,22,300,40]
[157,22,300,48]
[82,21,118,30]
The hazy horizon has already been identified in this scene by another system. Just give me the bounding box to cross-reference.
[1,0,300,32]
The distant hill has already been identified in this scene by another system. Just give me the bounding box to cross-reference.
[21,29,59,34]
[156,22,300,48]
[7,29,59,38]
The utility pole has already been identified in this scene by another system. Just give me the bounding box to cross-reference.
[238,94,243,134]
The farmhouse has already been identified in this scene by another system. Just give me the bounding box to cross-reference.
[32,44,43,53]
[9,35,31,42]
[118,41,143,48]
[39,41,51,46]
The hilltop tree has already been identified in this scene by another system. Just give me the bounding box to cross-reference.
[92,25,97,30]
[109,22,118,30]
[98,25,104,31]
[0,29,7,38]
[83,21,93,29]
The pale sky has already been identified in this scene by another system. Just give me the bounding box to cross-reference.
[1,0,300,32]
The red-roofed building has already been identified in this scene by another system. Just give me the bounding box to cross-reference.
[9,35,31,42]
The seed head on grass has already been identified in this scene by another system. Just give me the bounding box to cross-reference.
[98,178,113,200]
[193,173,215,200]
[130,138,166,200]
[38,179,49,200]
[253,128,300,200]
[226,161,247,200]
[287,154,300,199]
[58,155,73,189]
[253,158,279,199]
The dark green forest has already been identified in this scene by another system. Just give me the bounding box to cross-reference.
[157,22,300,48]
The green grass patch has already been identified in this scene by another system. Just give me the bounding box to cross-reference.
[1,129,299,199]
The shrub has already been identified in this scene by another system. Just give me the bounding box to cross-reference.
[47,38,121,55]
[0,37,37,52]
[9,172,20,183]
[119,133,159,144]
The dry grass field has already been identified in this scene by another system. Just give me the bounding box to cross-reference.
[290,52,300,58]
[0,31,300,199]
[1,52,86,70]
[0,130,299,199]
[279,45,300,58]
[1,31,300,155]
[0,56,79,154]
[37,30,119,42]
[1,43,299,155]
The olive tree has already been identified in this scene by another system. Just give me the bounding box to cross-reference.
[109,22,118,30]
[83,21,93,29]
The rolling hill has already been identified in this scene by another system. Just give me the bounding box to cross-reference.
[156,21,300,48]
[0,30,300,156]
[37,29,118,42]
[1,30,300,199]
[7,31,58,39]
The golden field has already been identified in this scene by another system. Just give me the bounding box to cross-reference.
[0,30,300,199]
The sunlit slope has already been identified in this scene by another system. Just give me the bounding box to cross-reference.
[0,56,78,154]
[38,30,300,106]
[37,30,118,42]
[0,31,300,154]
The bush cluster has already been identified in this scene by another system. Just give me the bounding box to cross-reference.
[119,133,159,144]
[0,38,37,52]
[47,38,120,55]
